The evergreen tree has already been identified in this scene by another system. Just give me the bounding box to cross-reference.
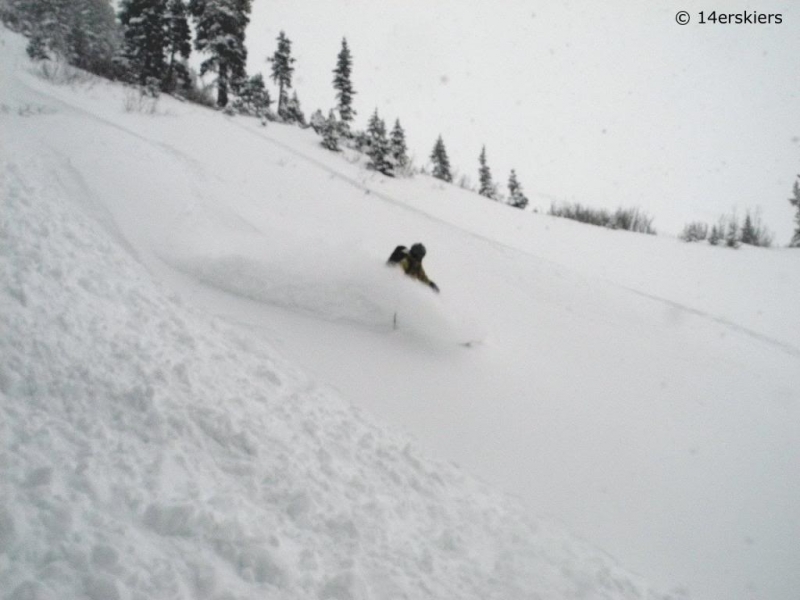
[708,217,725,246]
[284,91,306,125]
[332,38,355,129]
[478,146,496,199]
[390,119,409,172]
[507,169,529,209]
[164,0,191,92]
[7,0,118,76]
[268,30,295,118]
[232,73,271,117]
[725,215,740,248]
[789,177,800,248]
[366,109,393,176]
[740,211,757,246]
[321,109,340,151]
[430,135,452,183]
[309,109,326,134]
[119,0,168,90]
[188,0,251,107]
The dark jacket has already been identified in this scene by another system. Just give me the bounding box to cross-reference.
[387,246,439,292]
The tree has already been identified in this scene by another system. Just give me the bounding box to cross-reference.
[740,211,757,246]
[268,30,295,118]
[366,109,393,176]
[430,135,452,183]
[284,91,306,125]
[232,73,271,118]
[309,109,326,134]
[164,0,191,92]
[332,38,355,130]
[188,0,251,107]
[119,0,167,90]
[790,176,800,247]
[478,146,496,199]
[5,0,118,76]
[708,220,724,246]
[321,109,340,151]
[725,215,740,248]
[390,119,409,172]
[507,169,529,209]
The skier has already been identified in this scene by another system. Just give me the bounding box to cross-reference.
[387,243,439,293]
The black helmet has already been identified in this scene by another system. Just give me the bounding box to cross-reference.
[409,243,426,259]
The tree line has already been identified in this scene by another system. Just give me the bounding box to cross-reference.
[2,0,798,244]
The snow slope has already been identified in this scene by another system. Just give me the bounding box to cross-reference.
[2,26,799,600]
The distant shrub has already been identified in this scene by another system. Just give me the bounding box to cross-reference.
[548,202,656,235]
[683,209,773,249]
[680,222,709,242]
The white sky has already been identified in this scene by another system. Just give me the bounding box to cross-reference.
[242,0,800,241]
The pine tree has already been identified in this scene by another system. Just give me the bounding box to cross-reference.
[268,31,295,119]
[309,109,326,134]
[321,109,340,151]
[725,215,740,248]
[164,0,191,92]
[478,146,496,199]
[390,119,409,172]
[366,109,393,176]
[119,0,168,90]
[232,73,271,117]
[10,0,118,75]
[789,177,800,248]
[188,0,251,107]
[507,169,529,209]
[332,38,355,130]
[284,91,306,125]
[430,135,452,183]
[740,210,757,246]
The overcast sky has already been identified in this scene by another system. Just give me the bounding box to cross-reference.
[240,0,800,242]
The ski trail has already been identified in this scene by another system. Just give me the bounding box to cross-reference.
[615,284,800,358]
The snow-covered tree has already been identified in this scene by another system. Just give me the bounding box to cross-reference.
[430,135,452,183]
[163,0,191,91]
[790,177,800,248]
[283,91,306,125]
[507,169,529,209]
[309,109,325,134]
[268,30,295,118]
[332,38,355,130]
[478,146,496,199]
[5,0,118,76]
[188,0,251,107]
[119,0,167,90]
[390,119,409,172]
[232,73,271,118]
[321,109,340,151]
[366,109,393,176]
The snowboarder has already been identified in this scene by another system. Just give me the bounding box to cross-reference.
[387,243,439,293]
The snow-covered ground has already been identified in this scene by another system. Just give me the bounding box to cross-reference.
[2,27,799,600]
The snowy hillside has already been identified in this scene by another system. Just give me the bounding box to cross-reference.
[2,25,799,600]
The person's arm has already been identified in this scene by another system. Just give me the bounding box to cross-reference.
[417,266,439,292]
